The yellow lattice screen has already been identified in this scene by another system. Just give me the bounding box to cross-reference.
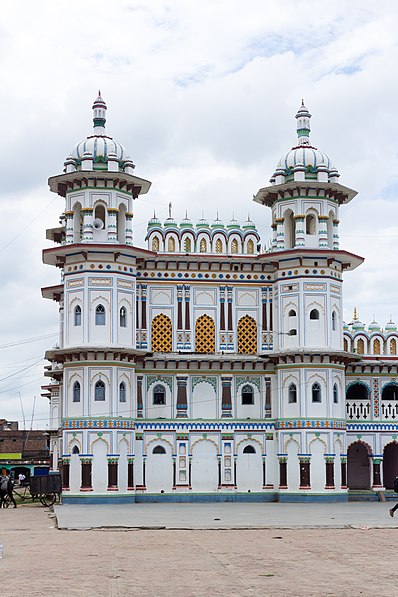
[357,338,365,354]
[215,239,222,253]
[151,314,172,352]
[373,338,381,355]
[391,339,397,355]
[200,239,207,253]
[238,315,257,354]
[195,314,215,353]
[152,237,159,251]
[231,239,238,254]
[184,238,192,252]
[247,239,254,254]
[168,237,176,252]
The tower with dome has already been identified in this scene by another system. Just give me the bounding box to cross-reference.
[42,95,398,502]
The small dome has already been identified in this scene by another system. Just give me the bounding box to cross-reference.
[271,101,339,183]
[211,215,225,229]
[196,217,210,229]
[343,321,349,331]
[147,212,161,228]
[180,212,193,228]
[243,215,256,230]
[70,92,130,170]
[386,319,397,332]
[227,216,240,230]
[369,319,381,332]
[352,319,365,331]
[164,216,177,228]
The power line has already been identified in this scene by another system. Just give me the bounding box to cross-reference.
[0,333,58,350]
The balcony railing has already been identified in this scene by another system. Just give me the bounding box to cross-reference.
[346,400,371,420]
[381,401,398,420]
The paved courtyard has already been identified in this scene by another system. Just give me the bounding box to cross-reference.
[55,501,398,530]
[1,504,398,596]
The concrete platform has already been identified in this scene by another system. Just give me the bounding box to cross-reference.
[54,501,398,530]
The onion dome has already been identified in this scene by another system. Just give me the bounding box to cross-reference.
[147,212,161,228]
[180,212,193,228]
[351,307,365,331]
[271,101,339,183]
[243,215,256,230]
[211,213,225,229]
[70,92,131,170]
[368,319,381,332]
[386,318,397,332]
[227,215,241,230]
[343,321,349,331]
[196,216,210,229]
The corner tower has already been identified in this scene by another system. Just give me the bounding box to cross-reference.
[254,103,364,500]
[42,94,151,495]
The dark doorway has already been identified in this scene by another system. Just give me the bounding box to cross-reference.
[383,443,398,489]
[347,442,370,489]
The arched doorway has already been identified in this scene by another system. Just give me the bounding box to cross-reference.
[383,443,398,489]
[236,444,262,491]
[146,444,173,493]
[191,440,218,492]
[347,442,370,489]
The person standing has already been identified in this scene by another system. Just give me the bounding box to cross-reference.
[389,476,398,517]
[0,472,16,508]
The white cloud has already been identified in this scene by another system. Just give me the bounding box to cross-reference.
[1,0,398,422]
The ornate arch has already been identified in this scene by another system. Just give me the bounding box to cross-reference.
[145,437,174,454]
[237,315,257,354]
[347,439,373,455]
[190,437,219,451]
[283,436,300,452]
[236,437,263,452]
[308,437,328,452]
[90,435,110,452]
[195,314,215,353]
[151,236,160,251]
[151,313,172,352]
[68,438,82,453]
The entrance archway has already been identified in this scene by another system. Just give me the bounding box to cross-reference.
[383,443,398,489]
[347,442,370,489]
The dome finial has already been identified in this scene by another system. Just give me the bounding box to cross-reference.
[353,306,358,321]
[92,91,107,132]
[295,100,311,146]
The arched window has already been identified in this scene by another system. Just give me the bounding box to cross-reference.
[333,383,338,404]
[199,238,207,253]
[120,306,127,328]
[231,239,239,254]
[288,309,296,317]
[390,338,397,355]
[312,382,321,403]
[152,237,160,252]
[151,314,172,352]
[357,338,365,354]
[332,311,337,331]
[288,383,297,403]
[94,204,106,229]
[309,309,320,320]
[381,384,398,401]
[72,445,80,454]
[238,315,257,354]
[373,338,381,355]
[153,445,166,454]
[215,238,223,254]
[306,214,316,235]
[344,338,349,351]
[119,382,126,403]
[153,384,166,405]
[195,314,215,353]
[73,381,81,403]
[243,445,256,454]
[168,237,176,252]
[94,380,105,401]
[241,385,254,405]
[95,304,105,326]
[247,239,254,254]
[184,237,192,253]
[74,305,82,327]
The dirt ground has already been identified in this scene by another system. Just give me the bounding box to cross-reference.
[1,505,397,597]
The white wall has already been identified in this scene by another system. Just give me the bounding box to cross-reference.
[192,382,217,419]
[92,439,108,492]
[236,443,262,491]
[145,443,173,492]
[191,440,218,492]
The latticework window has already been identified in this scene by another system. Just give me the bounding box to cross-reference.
[231,239,238,254]
[373,338,381,355]
[238,315,257,354]
[199,238,207,253]
[151,313,172,352]
[247,239,254,254]
[184,237,192,252]
[152,237,160,251]
[357,338,365,354]
[195,314,215,353]
[168,237,176,252]
[391,339,397,355]
[215,238,223,253]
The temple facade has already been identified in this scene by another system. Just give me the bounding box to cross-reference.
[42,94,398,502]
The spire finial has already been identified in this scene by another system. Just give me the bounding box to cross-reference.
[295,100,311,146]
[353,306,358,321]
[168,202,172,218]
[92,91,107,132]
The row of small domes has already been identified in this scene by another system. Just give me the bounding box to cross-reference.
[344,316,397,333]
[148,213,257,231]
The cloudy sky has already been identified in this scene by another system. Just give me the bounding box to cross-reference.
[1,0,398,426]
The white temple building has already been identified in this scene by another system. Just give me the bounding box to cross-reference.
[42,94,398,503]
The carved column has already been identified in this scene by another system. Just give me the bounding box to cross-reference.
[177,285,183,349]
[107,208,118,242]
[372,457,383,489]
[137,376,143,418]
[80,457,93,491]
[332,218,339,250]
[127,457,134,490]
[318,215,328,248]
[107,457,119,491]
[299,456,311,490]
[184,285,191,349]
[176,376,188,418]
[221,377,232,417]
[125,212,133,245]
[82,208,93,241]
[325,456,335,489]
[294,215,305,247]
[64,211,74,244]
[61,458,70,491]
[275,217,284,250]
[278,456,288,489]
[271,222,277,250]
[341,456,347,489]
